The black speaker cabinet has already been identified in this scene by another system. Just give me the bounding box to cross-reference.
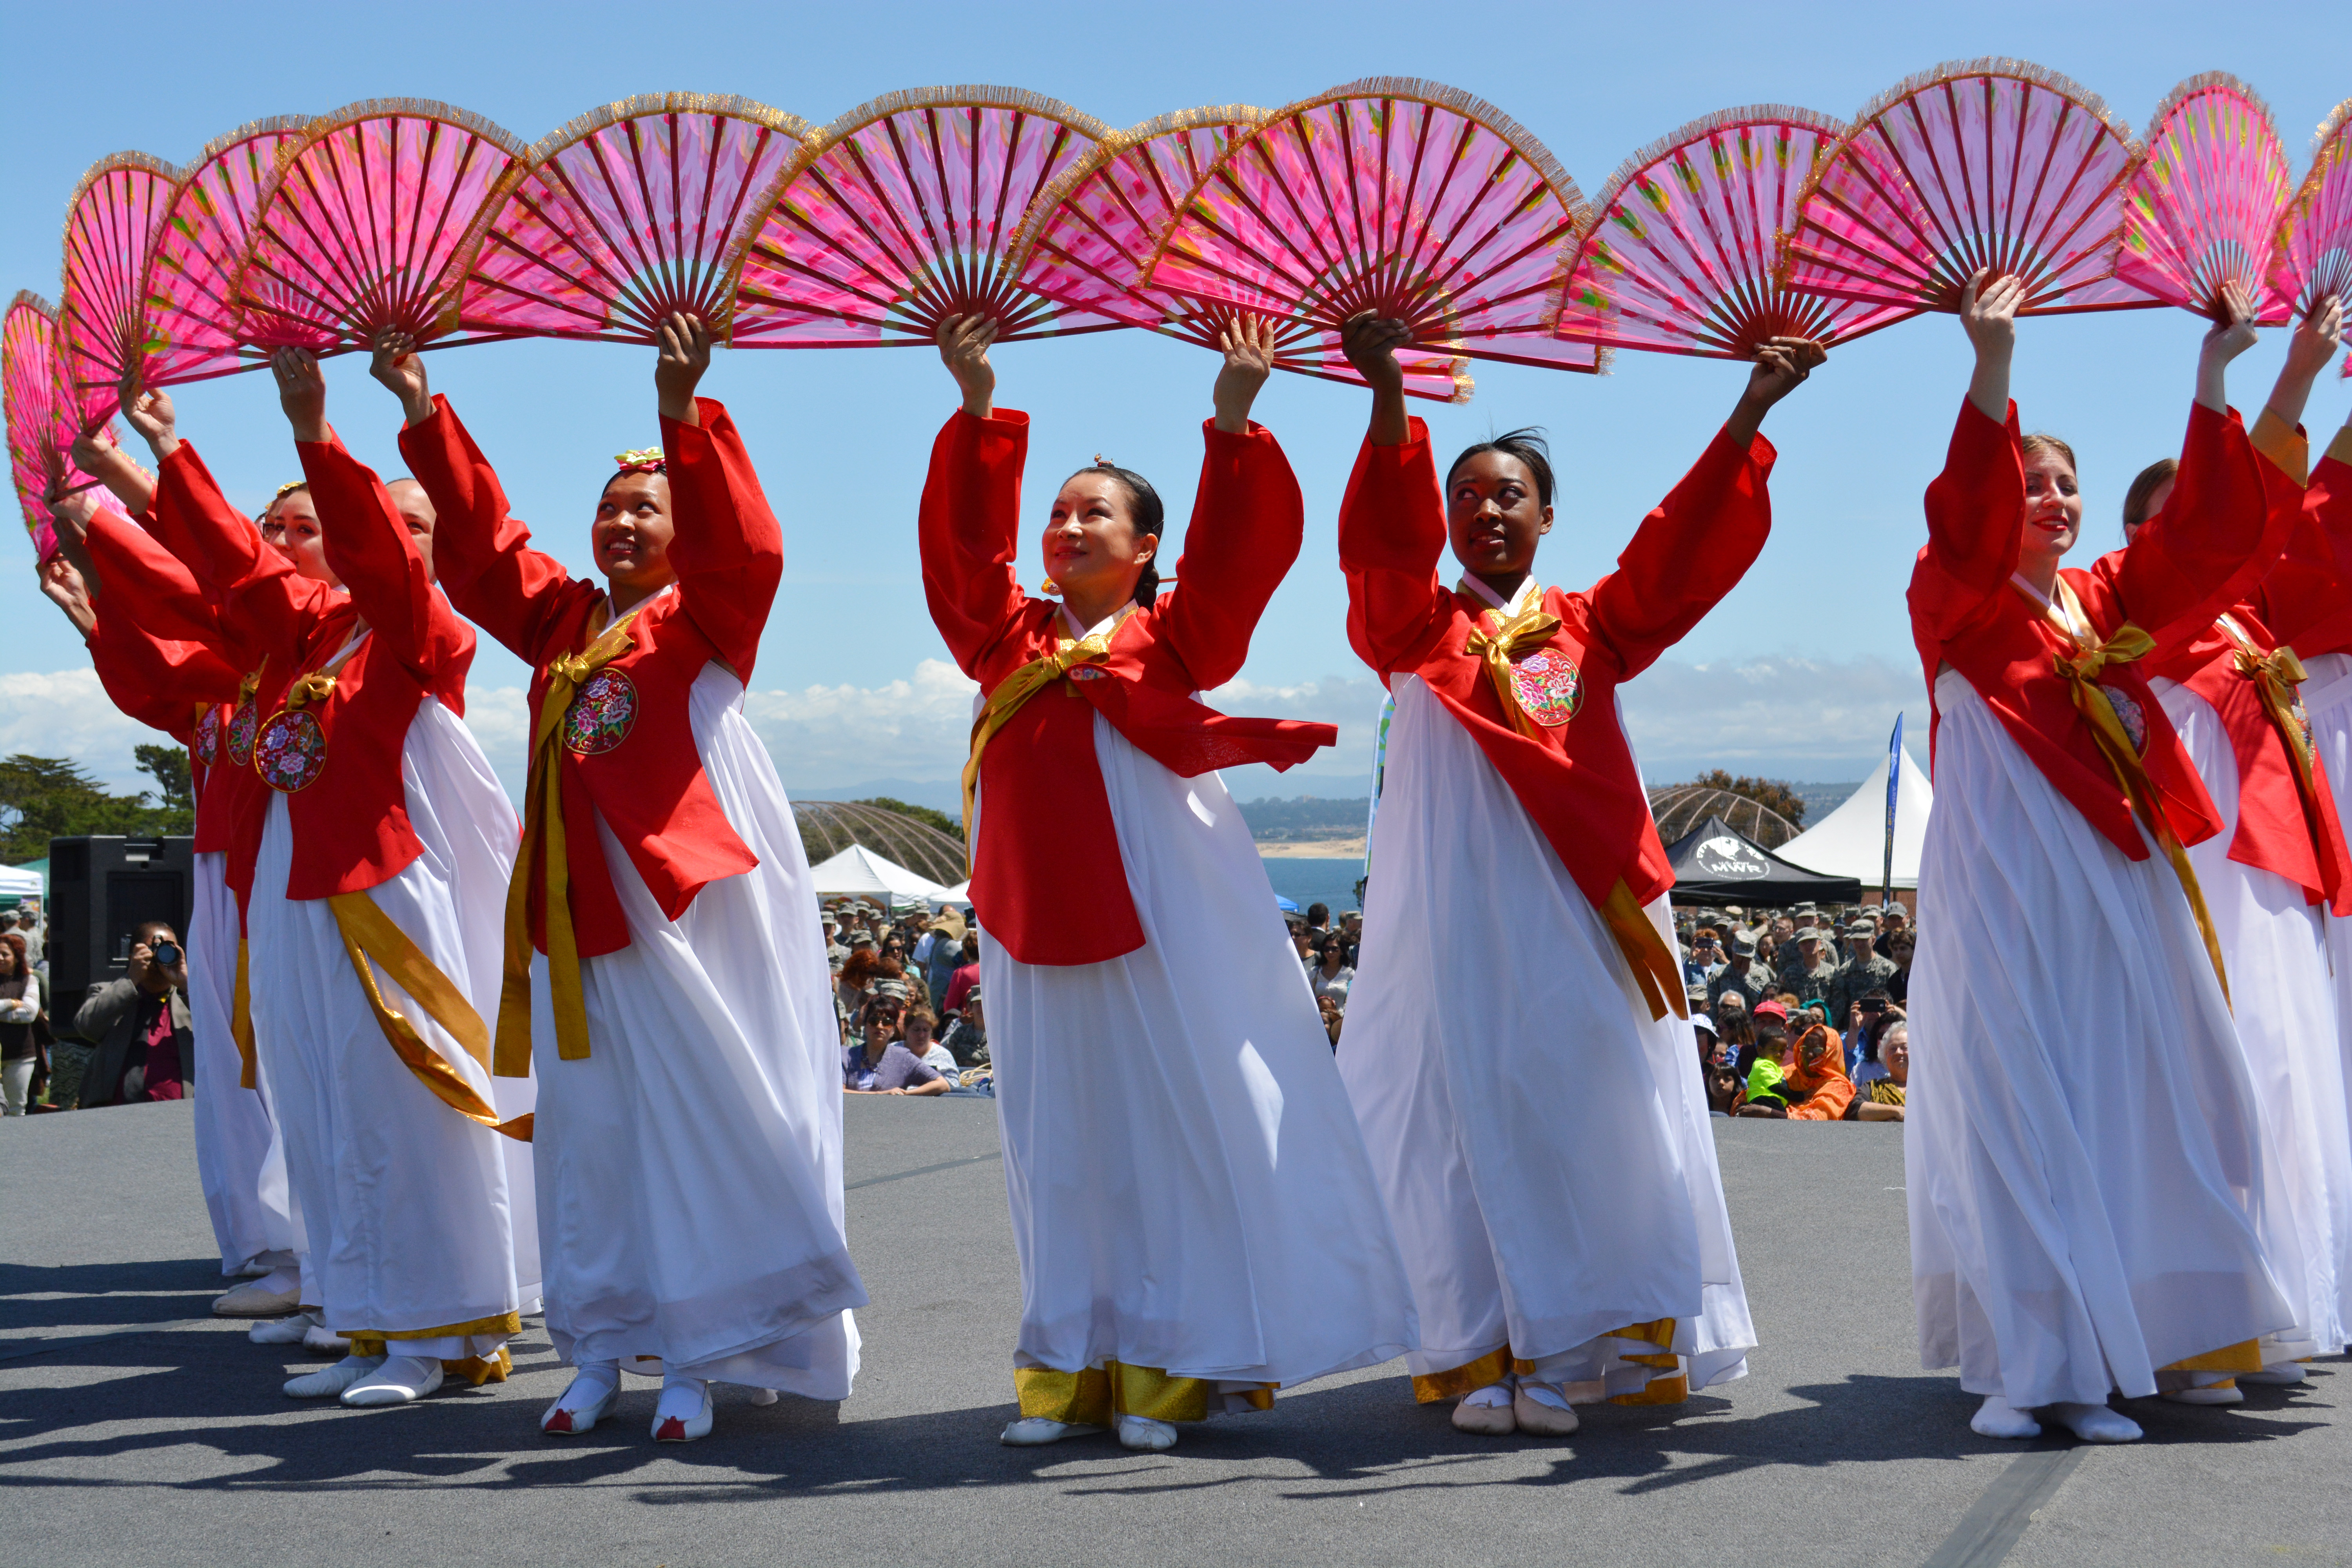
[46,836,196,1013]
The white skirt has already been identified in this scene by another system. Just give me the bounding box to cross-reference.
[249,697,528,1355]
[2299,651,2352,1247]
[980,713,1417,1389]
[2153,678,2352,1358]
[187,849,295,1277]
[1340,676,1752,1393]
[1908,669,2292,1406]
[531,666,863,1398]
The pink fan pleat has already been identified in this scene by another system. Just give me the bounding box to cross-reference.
[142,118,309,388]
[458,95,812,344]
[1014,106,1472,401]
[234,101,528,356]
[58,154,176,431]
[727,87,1129,347]
[1781,60,2162,316]
[2271,98,2352,377]
[1559,109,1918,359]
[1145,79,1602,373]
[2115,76,2293,322]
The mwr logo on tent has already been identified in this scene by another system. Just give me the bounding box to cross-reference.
[1694,834,1770,880]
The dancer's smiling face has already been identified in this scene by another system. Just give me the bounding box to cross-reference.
[594,472,677,597]
[1446,451,1552,583]
[2017,448,2082,580]
[1043,472,1154,609]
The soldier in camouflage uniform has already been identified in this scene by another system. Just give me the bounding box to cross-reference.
[1775,927,1841,1007]
[1707,930,1773,1015]
[1827,920,1901,1030]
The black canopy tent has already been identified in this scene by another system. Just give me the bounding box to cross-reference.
[1662,814,1862,907]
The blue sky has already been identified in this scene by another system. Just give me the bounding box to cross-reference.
[3,0,2344,805]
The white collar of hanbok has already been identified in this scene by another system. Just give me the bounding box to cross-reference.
[1456,574,1541,619]
[1059,601,1128,642]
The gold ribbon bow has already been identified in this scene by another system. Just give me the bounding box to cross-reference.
[281,670,338,710]
[958,611,1129,869]
[495,606,644,1074]
[2035,578,2230,1002]
[2219,616,2319,787]
[1465,599,1565,741]
[236,661,266,707]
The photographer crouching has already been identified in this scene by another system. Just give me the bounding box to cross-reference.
[63,922,194,1109]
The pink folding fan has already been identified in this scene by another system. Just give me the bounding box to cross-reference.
[2271,97,2352,376]
[1559,108,1918,359]
[1142,79,1602,373]
[142,117,310,387]
[1013,105,1471,401]
[457,94,813,344]
[4,292,110,543]
[1780,60,2159,316]
[233,100,528,356]
[726,87,1129,347]
[57,152,176,430]
[2115,75,2293,322]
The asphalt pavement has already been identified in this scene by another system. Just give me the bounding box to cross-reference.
[2,1097,2343,1567]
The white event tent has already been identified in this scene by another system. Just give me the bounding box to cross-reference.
[808,844,963,907]
[0,862,42,899]
[1773,741,1934,893]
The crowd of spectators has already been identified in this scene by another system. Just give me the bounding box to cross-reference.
[823,900,990,1096]
[1679,900,1915,1123]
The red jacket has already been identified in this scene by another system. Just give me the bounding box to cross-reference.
[920,408,1334,967]
[162,437,475,902]
[1908,399,2283,859]
[398,394,774,959]
[82,505,268,863]
[1338,416,1775,913]
[2139,416,2350,912]
[2253,430,2352,659]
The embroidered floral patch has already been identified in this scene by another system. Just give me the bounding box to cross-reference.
[194,706,221,766]
[255,709,328,793]
[1510,649,1583,728]
[2100,684,2148,755]
[563,668,637,755]
[225,696,260,765]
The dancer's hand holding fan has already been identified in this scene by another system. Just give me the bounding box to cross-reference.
[2271,98,2352,377]
[57,152,175,433]
[4,292,118,545]
[727,88,1129,347]
[1558,109,1916,359]
[456,95,813,345]
[1146,80,1601,373]
[1781,60,2161,316]
[232,100,529,358]
[140,117,310,388]
[1013,106,1472,401]
[2115,75,2294,323]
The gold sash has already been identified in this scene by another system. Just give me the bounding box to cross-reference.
[2034,576,2229,1002]
[330,892,530,1142]
[957,608,1131,869]
[496,604,646,1074]
[1464,596,1566,741]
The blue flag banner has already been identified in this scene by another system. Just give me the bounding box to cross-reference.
[1881,714,1904,907]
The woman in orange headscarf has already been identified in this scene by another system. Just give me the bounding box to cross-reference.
[1780,1024,1854,1122]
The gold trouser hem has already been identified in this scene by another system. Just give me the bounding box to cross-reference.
[1414,1319,1686,1406]
[339,1310,523,1353]
[1014,1361,1275,1425]
[2161,1338,2263,1375]
[1412,1345,1514,1404]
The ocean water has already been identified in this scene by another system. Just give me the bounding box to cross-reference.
[1261,856,1366,916]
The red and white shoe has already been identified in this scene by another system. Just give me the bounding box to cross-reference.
[652,1379,713,1442]
[542,1372,619,1436]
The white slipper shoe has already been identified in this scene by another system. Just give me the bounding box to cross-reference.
[1970,1394,2042,1439]
[302,1322,351,1356]
[212,1281,301,1318]
[249,1311,316,1346]
[1115,1414,1179,1452]
[1000,1417,1106,1446]
[653,1378,713,1442]
[746,1387,779,1407]
[2048,1401,2141,1442]
[2161,1384,2243,1406]
[2239,1363,2307,1386]
[543,1369,620,1435]
[341,1354,444,1408]
[285,1354,385,1399]
[1452,1381,1517,1436]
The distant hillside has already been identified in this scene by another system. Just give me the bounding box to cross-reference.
[1791,780,1865,818]
[1236,795,1371,843]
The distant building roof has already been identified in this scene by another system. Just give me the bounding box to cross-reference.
[792,801,966,887]
[1648,785,1798,849]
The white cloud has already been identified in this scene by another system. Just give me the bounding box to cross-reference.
[0,652,1930,814]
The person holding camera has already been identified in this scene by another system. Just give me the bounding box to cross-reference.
[69,921,194,1108]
